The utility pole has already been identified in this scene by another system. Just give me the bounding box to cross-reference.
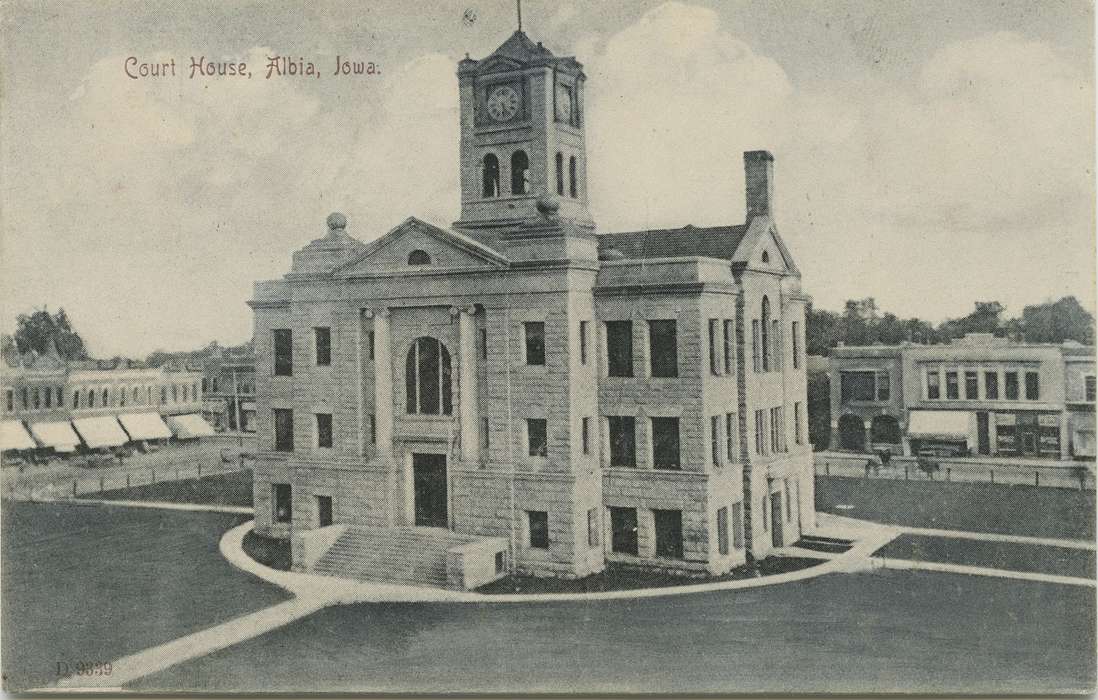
[232,365,243,449]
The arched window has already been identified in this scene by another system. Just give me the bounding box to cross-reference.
[568,155,578,198]
[405,337,453,415]
[555,152,564,195]
[761,250,770,263]
[761,296,771,372]
[511,150,529,195]
[871,415,901,445]
[482,153,500,198]
[408,249,431,265]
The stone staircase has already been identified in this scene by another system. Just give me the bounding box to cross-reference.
[312,525,483,588]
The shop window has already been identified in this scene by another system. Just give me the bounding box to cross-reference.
[527,511,549,549]
[606,321,633,377]
[314,327,331,366]
[610,507,638,555]
[651,417,681,471]
[273,329,293,377]
[608,416,636,467]
[527,418,547,457]
[648,320,678,378]
[654,509,684,560]
[273,483,292,523]
[524,322,545,366]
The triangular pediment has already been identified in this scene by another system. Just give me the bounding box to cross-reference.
[333,217,509,278]
[732,216,799,274]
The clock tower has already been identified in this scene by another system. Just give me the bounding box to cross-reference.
[453,31,595,241]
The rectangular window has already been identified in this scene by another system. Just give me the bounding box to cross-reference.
[273,329,293,376]
[273,483,292,523]
[527,418,548,457]
[314,327,331,366]
[581,416,591,455]
[710,415,721,467]
[606,321,633,377]
[648,320,678,378]
[752,320,761,372]
[608,416,637,467]
[723,320,735,374]
[317,495,333,527]
[1005,372,1019,400]
[316,413,333,448]
[965,371,979,400]
[794,402,803,444]
[495,551,505,573]
[945,371,959,399]
[1025,371,1039,400]
[527,511,549,549]
[709,319,721,375]
[726,412,737,462]
[368,331,375,360]
[653,509,684,560]
[841,371,877,402]
[791,321,801,369]
[985,372,999,400]
[651,417,681,470]
[579,321,588,365]
[717,506,729,555]
[772,319,782,370]
[731,502,744,549]
[587,508,599,548]
[770,407,783,453]
[610,507,639,555]
[755,409,766,455]
[274,408,294,452]
[1086,376,1096,402]
[481,417,490,449]
[369,414,377,444]
[927,371,941,400]
[524,322,545,366]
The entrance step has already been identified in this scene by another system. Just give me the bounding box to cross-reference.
[795,534,855,554]
[312,525,483,588]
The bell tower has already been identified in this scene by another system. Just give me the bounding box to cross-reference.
[453,31,594,237]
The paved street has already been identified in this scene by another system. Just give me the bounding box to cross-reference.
[130,570,1095,695]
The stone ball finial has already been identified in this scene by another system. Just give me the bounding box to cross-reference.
[327,212,347,231]
[536,195,560,218]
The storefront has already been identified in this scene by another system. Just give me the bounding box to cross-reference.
[906,410,971,457]
[994,411,1061,458]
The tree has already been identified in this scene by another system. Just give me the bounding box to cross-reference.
[14,307,89,360]
[1019,297,1095,344]
[938,301,1006,340]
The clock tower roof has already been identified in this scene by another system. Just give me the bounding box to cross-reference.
[459,30,584,77]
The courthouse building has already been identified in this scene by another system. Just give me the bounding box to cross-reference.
[250,30,814,584]
[830,334,1096,460]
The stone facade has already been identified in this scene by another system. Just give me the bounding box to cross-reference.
[250,30,815,579]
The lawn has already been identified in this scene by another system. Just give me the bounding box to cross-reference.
[130,569,1095,694]
[96,469,253,508]
[816,475,1096,539]
[874,534,1096,579]
[1,501,289,692]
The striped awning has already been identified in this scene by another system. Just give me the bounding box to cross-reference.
[118,412,172,441]
[72,416,130,449]
[30,421,81,452]
[1,421,36,451]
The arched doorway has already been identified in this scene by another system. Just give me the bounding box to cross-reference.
[838,414,866,451]
[871,415,901,445]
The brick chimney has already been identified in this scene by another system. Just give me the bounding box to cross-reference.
[744,150,774,221]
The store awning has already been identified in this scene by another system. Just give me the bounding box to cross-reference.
[29,421,81,452]
[72,416,130,449]
[118,412,172,441]
[165,413,216,439]
[1,421,36,451]
[908,410,970,440]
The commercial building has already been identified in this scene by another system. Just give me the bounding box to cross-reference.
[250,30,814,583]
[829,334,1096,460]
[0,337,210,456]
[201,345,256,433]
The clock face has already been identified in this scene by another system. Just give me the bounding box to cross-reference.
[555,83,573,122]
[486,85,520,122]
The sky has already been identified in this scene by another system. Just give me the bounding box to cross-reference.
[2,0,1094,358]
